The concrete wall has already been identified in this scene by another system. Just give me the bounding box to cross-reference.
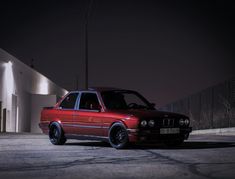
[18,91,31,132]
[161,78,235,130]
[0,48,68,133]
[0,65,3,102]
[30,94,56,133]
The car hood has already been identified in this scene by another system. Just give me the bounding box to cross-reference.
[108,109,188,119]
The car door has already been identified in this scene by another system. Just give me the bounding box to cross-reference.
[57,92,79,134]
[73,92,103,136]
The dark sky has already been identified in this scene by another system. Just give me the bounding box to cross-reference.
[1,0,235,106]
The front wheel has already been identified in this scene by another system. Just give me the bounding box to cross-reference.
[109,123,129,149]
[49,122,66,145]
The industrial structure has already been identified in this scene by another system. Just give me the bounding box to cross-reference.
[0,48,67,133]
[161,78,235,130]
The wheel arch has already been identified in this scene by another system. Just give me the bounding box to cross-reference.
[48,121,64,132]
[109,120,128,130]
[49,119,61,126]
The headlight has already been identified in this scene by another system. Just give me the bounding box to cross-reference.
[179,118,190,126]
[140,120,147,127]
[184,119,190,125]
[148,120,155,127]
[179,119,185,126]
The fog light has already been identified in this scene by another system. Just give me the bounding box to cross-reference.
[148,120,155,127]
[140,120,147,127]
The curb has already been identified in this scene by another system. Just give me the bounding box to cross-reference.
[192,127,235,136]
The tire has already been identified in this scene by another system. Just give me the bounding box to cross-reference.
[49,122,66,145]
[164,138,184,147]
[108,123,129,149]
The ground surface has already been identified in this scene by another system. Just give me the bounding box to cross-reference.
[0,133,235,179]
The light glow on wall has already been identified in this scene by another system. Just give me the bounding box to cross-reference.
[2,61,16,132]
[5,61,14,95]
[38,77,49,95]
[63,89,68,96]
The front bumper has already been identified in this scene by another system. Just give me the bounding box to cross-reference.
[127,127,192,143]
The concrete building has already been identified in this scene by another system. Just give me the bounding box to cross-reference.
[0,48,67,133]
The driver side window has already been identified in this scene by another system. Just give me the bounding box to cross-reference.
[124,93,146,106]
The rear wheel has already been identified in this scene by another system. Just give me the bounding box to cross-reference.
[49,122,66,145]
[109,123,129,149]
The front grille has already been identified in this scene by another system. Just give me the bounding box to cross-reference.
[139,118,180,129]
[162,118,174,127]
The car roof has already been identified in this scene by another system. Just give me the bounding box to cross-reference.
[88,87,123,92]
[69,87,125,94]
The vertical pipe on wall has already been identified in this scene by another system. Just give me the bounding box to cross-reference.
[2,108,6,132]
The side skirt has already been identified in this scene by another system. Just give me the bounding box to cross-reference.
[65,134,109,142]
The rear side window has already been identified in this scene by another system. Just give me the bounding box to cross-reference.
[59,93,79,109]
[79,93,100,110]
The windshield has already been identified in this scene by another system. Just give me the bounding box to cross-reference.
[101,90,154,110]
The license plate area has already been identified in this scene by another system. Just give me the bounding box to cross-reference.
[160,128,179,134]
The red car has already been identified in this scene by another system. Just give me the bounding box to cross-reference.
[39,88,192,149]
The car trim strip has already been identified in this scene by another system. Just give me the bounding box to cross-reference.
[62,123,109,129]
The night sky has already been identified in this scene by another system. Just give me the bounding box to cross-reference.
[1,0,235,107]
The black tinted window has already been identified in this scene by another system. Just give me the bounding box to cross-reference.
[101,91,152,110]
[60,93,78,109]
[79,93,100,110]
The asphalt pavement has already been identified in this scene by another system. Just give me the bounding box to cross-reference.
[0,133,235,179]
